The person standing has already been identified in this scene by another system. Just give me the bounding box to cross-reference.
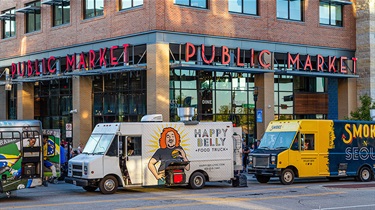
[242,140,250,172]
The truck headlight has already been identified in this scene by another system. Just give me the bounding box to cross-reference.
[271,155,276,164]
[84,165,88,175]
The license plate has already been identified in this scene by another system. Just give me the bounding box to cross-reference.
[73,180,76,185]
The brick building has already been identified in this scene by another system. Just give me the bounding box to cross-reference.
[0,0,360,147]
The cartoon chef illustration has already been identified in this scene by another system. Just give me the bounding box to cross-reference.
[148,127,190,183]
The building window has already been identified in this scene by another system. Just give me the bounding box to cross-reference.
[120,0,143,10]
[277,0,303,21]
[53,1,70,26]
[228,0,257,15]
[319,2,342,27]
[26,1,41,33]
[174,0,207,9]
[84,0,104,19]
[1,8,16,39]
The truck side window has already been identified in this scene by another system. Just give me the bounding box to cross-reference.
[125,136,142,156]
[106,137,118,156]
[304,134,315,150]
[132,136,142,156]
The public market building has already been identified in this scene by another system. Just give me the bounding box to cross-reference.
[0,0,365,146]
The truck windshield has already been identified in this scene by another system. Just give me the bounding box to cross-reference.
[258,131,296,149]
[82,134,114,154]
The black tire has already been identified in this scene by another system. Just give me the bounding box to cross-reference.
[189,172,206,189]
[280,168,294,185]
[99,175,118,194]
[255,175,270,183]
[83,186,98,192]
[358,167,372,182]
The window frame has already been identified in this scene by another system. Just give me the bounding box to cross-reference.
[276,0,304,22]
[83,0,104,20]
[119,0,143,10]
[1,8,16,39]
[174,0,208,9]
[53,1,70,27]
[228,0,258,16]
[319,1,343,27]
[25,1,41,34]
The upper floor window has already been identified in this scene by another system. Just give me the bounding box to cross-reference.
[1,8,16,39]
[25,1,41,33]
[277,0,303,21]
[228,0,257,15]
[174,0,207,9]
[84,0,104,19]
[120,0,143,10]
[53,1,70,26]
[319,2,342,27]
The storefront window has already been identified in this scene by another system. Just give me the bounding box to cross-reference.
[93,71,146,125]
[170,69,255,143]
[34,79,73,138]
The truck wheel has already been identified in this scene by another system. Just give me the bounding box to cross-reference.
[99,175,118,194]
[83,186,98,192]
[280,169,294,185]
[189,172,205,189]
[358,167,372,182]
[255,175,270,183]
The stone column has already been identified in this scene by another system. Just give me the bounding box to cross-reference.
[254,72,274,140]
[146,43,170,119]
[356,1,375,101]
[338,78,357,119]
[72,76,92,147]
[17,82,34,119]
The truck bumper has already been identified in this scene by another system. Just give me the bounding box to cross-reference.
[65,177,89,187]
[248,168,282,177]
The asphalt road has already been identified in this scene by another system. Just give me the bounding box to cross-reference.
[1,175,375,210]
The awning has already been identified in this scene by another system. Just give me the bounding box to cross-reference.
[64,64,147,76]
[0,64,148,84]
[0,14,15,21]
[274,70,358,78]
[41,0,70,6]
[15,6,41,14]
[170,63,274,74]
[320,0,352,5]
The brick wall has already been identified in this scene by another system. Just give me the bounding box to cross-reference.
[0,0,356,60]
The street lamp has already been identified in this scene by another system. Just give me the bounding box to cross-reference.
[253,86,258,141]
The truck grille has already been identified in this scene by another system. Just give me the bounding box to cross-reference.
[72,164,83,177]
[253,156,269,168]
[73,164,82,170]
[73,171,82,176]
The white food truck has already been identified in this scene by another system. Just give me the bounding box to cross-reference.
[65,113,243,194]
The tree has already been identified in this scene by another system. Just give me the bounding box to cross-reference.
[347,94,375,121]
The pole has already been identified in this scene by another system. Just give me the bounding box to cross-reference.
[253,87,258,142]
